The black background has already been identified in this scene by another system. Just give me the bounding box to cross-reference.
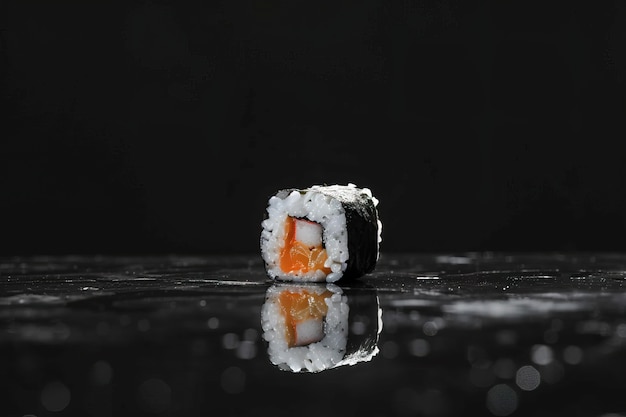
[2,1,626,256]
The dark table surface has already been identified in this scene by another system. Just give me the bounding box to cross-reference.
[2,252,626,417]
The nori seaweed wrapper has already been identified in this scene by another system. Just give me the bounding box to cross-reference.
[311,185,380,280]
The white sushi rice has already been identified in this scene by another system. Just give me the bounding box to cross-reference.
[261,185,352,282]
[260,284,349,373]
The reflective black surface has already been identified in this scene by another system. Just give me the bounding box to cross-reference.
[2,253,626,416]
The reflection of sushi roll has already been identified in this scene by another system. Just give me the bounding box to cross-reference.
[260,283,382,373]
[260,183,382,283]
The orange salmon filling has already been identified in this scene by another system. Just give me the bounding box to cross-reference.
[278,289,332,347]
[279,216,331,275]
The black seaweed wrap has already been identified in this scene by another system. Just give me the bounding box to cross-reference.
[315,186,380,280]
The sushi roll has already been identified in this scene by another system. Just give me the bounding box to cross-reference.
[260,283,382,373]
[260,183,382,283]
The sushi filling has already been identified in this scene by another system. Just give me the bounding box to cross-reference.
[280,217,331,275]
[278,288,332,347]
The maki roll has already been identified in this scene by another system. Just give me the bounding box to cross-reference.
[260,283,382,373]
[260,183,382,283]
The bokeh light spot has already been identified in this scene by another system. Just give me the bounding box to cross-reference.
[493,358,516,379]
[531,344,553,365]
[495,330,517,346]
[96,321,111,337]
[470,367,496,388]
[467,345,489,367]
[243,328,258,341]
[486,384,518,416]
[540,361,564,384]
[137,319,150,332]
[516,365,541,391]
[207,317,219,329]
[422,321,438,336]
[236,340,257,359]
[90,360,113,385]
[381,340,399,359]
[137,378,171,413]
[41,381,71,412]
[221,366,246,394]
[409,338,430,357]
[351,320,366,335]
[393,387,420,416]
[222,332,239,350]
[563,345,583,365]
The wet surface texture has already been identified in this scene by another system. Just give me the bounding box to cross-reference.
[2,253,626,416]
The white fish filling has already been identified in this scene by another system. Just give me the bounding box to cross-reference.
[294,219,323,248]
